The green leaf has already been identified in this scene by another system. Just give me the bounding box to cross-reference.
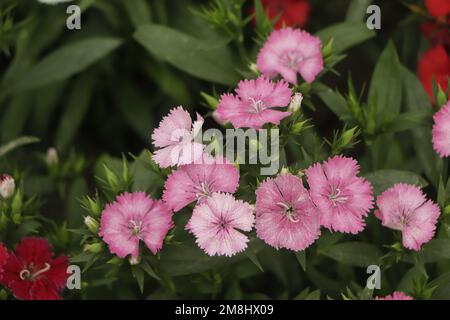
[382,110,432,134]
[295,251,306,271]
[430,271,450,299]
[131,265,145,294]
[364,169,428,196]
[418,239,450,263]
[245,250,264,272]
[346,0,373,22]
[368,41,402,122]
[320,242,382,267]
[122,0,152,27]
[401,66,442,186]
[0,136,39,158]
[134,24,240,85]
[8,37,123,93]
[55,74,95,152]
[314,83,351,119]
[159,238,264,276]
[315,22,375,54]
[141,258,161,281]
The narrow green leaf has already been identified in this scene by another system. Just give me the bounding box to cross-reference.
[364,170,428,196]
[55,74,95,152]
[134,24,240,85]
[315,22,375,54]
[131,265,145,293]
[368,41,402,122]
[122,0,152,27]
[295,251,307,272]
[8,37,123,93]
[382,110,432,134]
[346,0,373,22]
[401,65,442,186]
[141,258,161,281]
[245,250,264,272]
[0,136,39,158]
[320,242,382,267]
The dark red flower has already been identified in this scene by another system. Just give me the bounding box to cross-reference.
[425,0,450,18]
[259,0,311,29]
[1,238,68,300]
[421,21,450,48]
[0,243,8,281]
[418,45,450,103]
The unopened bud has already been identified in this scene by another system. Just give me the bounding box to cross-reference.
[129,255,141,265]
[84,242,103,253]
[84,216,99,234]
[249,63,259,74]
[0,174,15,199]
[288,93,303,113]
[280,167,290,175]
[46,148,59,166]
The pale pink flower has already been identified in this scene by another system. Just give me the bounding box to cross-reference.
[257,28,324,84]
[163,160,239,212]
[306,156,374,234]
[432,100,450,157]
[99,192,173,258]
[216,76,292,129]
[375,292,414,300]
[152,106,205,168]
[375,183,440,251]
[186,193,254,257]
[255,173,320,251]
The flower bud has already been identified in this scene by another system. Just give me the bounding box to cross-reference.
[129,255,141,265]
[249,63,259,75]
[280,167,290,175]
[288,93,303,113]
[83,242,103,253]
[46,147,59,166]
[84,216,99,234]
[0,174,15,199]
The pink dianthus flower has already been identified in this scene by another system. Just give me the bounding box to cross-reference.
[432,100,450,157]
[216,76,292,129]
[375,292,414,300]
[375,183,440,251]
[257,28,323,84]
[255,173,320,251]
[306,156,374,234]
[99,192,173,258]
[186,193,254,257]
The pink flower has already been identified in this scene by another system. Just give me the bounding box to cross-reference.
[255,173,320,251]
[99,192,173,258]
[432,101,450,157]
[216,76,292,129]
[186,193,254,257]
[257,28,323,84]
[152,107,205,168]
[375,184,440,251]
[306,156,374,234]
[375,292,414,300]
[163,160,239,212]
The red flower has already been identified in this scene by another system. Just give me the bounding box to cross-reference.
[259,0,311,29]
[421,22,450,48]
[418,45,450,103]
[1,238,68,300]
[0,243,8,281]
[425,0,450,18]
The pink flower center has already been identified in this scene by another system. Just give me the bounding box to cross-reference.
[329,187,348,206]
[128,219,145,239]
[281,51,303,69]
[248,98,266,113]
[195,182,211,201]
[19,262,51,281]
[277,202,299,223]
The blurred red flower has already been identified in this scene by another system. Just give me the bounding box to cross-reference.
[418,45,450,103]
[0,237,68,300]
[424,0,450,18]
[259,0,311,29]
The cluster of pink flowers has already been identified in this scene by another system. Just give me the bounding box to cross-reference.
[97,27,442,262]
